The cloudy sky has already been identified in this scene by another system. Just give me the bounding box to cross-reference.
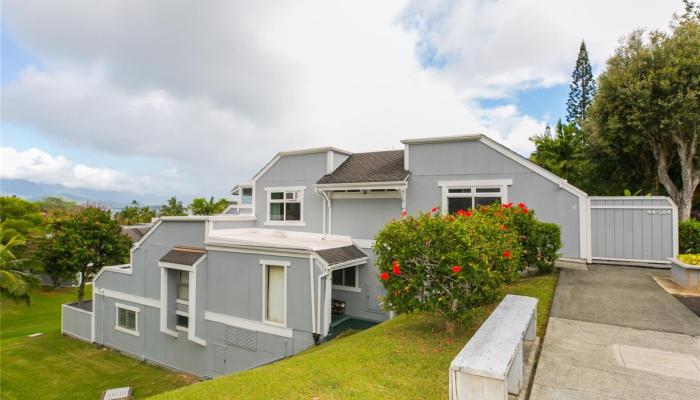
[0,0,684,201]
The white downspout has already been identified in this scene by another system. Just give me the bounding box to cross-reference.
[315,189,328,238]
[309,255,316,334]
[317,270,331,335]
[319,190,332,236]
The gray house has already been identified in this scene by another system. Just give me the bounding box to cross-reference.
[61,134,678,378]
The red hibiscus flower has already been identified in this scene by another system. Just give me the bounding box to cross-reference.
[503,202,513,208]
[451,265,462,273]
[465,210,472,217]
[522,208,529,214]
[401,209,407,218]
[379,272,389,281]
[456,209,466,216]
[503,250,511,258]
[518,202,526,209]
[501,225,507,231]
[431,207,438,213]
[392,261,401,275]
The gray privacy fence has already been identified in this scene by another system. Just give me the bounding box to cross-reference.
[61,301,93,342]
[589,197,678,264]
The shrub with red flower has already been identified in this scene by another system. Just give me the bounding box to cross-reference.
[373,209,521,323]
[392,260,401,275]
[479,202,561,274]
[503,250,511,258]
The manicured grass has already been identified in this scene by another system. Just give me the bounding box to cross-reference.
[1,286,192,400]
[152,272,558,400]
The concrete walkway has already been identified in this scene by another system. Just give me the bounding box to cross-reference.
[531,265,700,400]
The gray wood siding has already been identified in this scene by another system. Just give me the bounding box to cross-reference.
[255,152,328,233]
[331,198,401,240]
[590,197,676,262]
[406,141,582,258]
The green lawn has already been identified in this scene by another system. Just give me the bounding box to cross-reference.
[151,272,558,400]
[0,286,192,400]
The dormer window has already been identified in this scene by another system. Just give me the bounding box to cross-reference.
[264,187,305,226]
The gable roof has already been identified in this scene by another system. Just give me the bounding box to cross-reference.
[401,134,588,198]
[160,246,206,266]
[317,150,408,184]
[315,245,367,266]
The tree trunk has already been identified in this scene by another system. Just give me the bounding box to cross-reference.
[672,133,699,221]
[77,270,86,307]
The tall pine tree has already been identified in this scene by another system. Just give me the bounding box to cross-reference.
[565,41,596,125]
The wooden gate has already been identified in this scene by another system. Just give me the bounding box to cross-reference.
[589,197,678,264]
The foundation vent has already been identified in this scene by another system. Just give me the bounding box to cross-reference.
[225,326,257,351]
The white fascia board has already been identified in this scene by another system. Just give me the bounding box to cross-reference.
[327,257,368,271]
[206,244,312,259]
[279,146,352,157]
[96,287,161,309]
[589,196,673,200]
[204,311,294,338]
[315,181,408,191]
[158,261,194,272]
[400,134,483,144]
[264,186,307,192]
[478,136,588,199]
[438,179,513,187]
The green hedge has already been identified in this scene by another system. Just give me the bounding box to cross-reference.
[478,203,562,273]
[372,203,562,323]
[680,218,700,254]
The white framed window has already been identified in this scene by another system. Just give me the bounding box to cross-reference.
[115,303,139,336]
[332,266,361,292]
[176,270,189,302]
[439,180,511,214]
[264,187,305,226]
[261,260,289,326]
[176,310,189,332]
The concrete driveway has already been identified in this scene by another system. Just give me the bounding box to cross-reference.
[531,265,700,400]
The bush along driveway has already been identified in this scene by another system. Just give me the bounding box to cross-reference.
[150,273,558,400]
[1,286,193,400]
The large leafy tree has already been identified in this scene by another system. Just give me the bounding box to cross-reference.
[159,197,187,217]
[36,207,131,304]
[587,14,700,220]
[0,196,46,268]
[530,120,592,192]
[188,197,230,215]
[36,196,80,215]
[566,41,597,126]
[114,200,157,225]
[0,229,38,305]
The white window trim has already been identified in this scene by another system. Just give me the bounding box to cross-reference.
[175,269,190,303]
[176,299,189,305]
[260,259,289,327]
[115,303,139,336]
[264,186,306,225]
[439,179,512,214]
[175,310,190,332]
[332,266,361,293]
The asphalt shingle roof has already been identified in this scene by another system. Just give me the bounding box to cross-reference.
[160,246,206,266]
[316,245,367,266]
[317,150,408,184]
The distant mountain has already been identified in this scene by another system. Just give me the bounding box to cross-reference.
[0,178,166,209]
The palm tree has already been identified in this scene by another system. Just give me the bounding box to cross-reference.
[0,232,38,305]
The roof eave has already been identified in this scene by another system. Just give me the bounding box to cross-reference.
[400,134,483,145]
